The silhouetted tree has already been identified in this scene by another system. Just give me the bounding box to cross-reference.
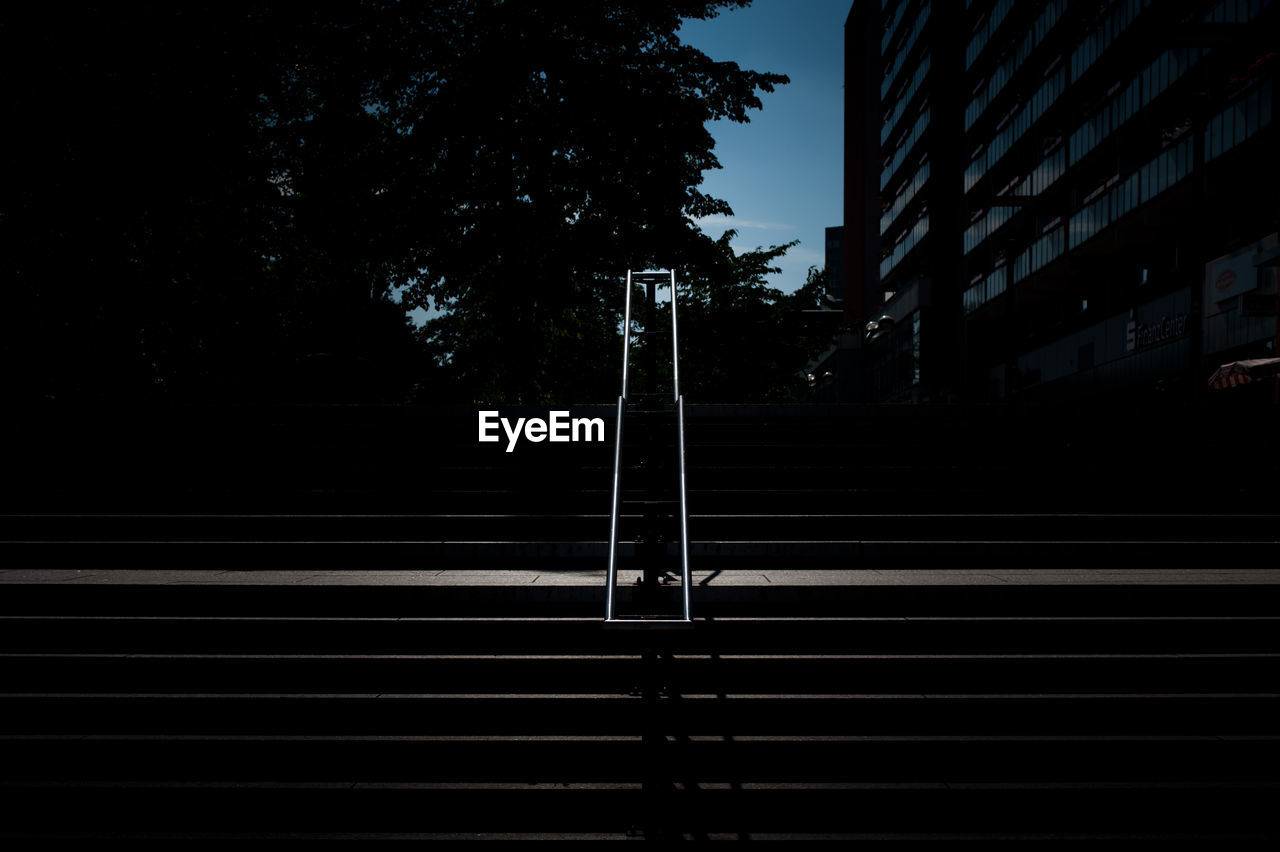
[390,1,790,402]
[2,6,287,401]
[1,2,791,404]
[676,240,837,402]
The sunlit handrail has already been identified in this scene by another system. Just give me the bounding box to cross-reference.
[669,269,679,402]
[676,394,691,621]
[604,271,634,620]
[621,270,633,399]
[670,269,691,620]
[604,394,625,620]
[605,269,692,625]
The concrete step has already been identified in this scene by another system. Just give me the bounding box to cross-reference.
[5,615,1278,654]
[1,539,1276,575]
[5,735,1277,784]
[4,651,1277,694]
[5,692,1277,736]
[5,571,1280,615]
[2,779,1277,839]
[6,512,1278,542]
[2,403,1278,839]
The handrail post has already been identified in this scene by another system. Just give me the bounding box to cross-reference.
[605,394,625,621]
[670,269,680,402]
[677,395,691,621]
[621,270,633,399]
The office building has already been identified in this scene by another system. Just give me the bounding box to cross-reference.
[844,0,1279,403]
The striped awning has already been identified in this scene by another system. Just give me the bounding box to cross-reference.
[1208,357,1280,390]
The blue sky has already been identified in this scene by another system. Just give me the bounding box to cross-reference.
[678,0,849,294]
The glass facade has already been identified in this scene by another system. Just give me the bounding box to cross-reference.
[882,160,930,236]
[883,55,931,146]
[949,0,1277,400]
[1012,224,1065,284]
[1022,145,1066,197]
[882,4,931,100]
[882,107,930,190]
[966,0,1067,131]
[1063,132,1192,252]
[964,266,1007,315]
[880,212,930,278]
[1014,289,1192,393]
[1069,172,1139,249]
[1069,47,1201,167]
[964,144,1063,258]
[1139,134,1194,203]
[1071,79,1133,165]
[965,0,1013,70]
[911,312,922,386]
[1142,47,1204,106]
[869,308,922,401]
[1070,0,1150,83]
[1204,80,1273,162]
[964,204,1012,255]
[881,0,909,54]
[965,66,1064,191]
[1205,0,1273,23]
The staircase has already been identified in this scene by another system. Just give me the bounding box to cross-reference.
[2,403,1278,840]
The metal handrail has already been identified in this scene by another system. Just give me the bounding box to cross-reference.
[670,268,691,621]
[605,269,692,625]
[604,270,634,622]
[621,270,633,399]
[676,394,691,621]
[604,394,625,621]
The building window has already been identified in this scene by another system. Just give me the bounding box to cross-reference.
[882,160,930,236]
[1204,80,1273,162]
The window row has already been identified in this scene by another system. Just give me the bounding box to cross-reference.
[1069,47,1203,167]
[1070,79,1136,166]
[966,0,1067,131]
[880,213,930,279]
[966,54,1012,133]
[964,266,1008,315]
[882,108,930,191]
[882,160,931,237]
[882,3,931,100]
[1205,0,1273,23]
[1143,47,1203,106]
[882,0,909,54]
[964,146,1065,257]
[1012,224,1065,284]
[883,55,931,146]
[1021,145,1067,197]
[997,109,1228,282]
[966,0,1014,70]
[964,204,1014,256]
[1140,134,1194,203]
[1204,80,1273,162]
[1068,134,1192,252]
[1071,0,1150,83]
[1068,172,1139,250]
[965,66,1064,192]
[911,312,922,386]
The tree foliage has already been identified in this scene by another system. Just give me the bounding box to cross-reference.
[675,239,837,402]
[2,2,800,404]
